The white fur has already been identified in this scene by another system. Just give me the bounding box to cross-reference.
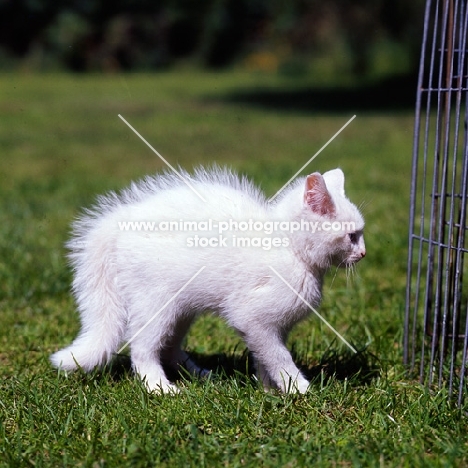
[51,166,365,393]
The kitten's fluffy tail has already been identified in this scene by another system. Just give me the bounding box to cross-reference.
[50,217,126,372]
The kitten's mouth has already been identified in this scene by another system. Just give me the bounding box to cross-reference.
[342,254,365,267]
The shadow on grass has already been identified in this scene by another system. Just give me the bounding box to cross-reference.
[105,345,380,389]
[216,74,416,113]
[95,343,380,391]
[300,346,381,385]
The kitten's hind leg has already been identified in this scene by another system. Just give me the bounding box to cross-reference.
[161,314,210,378]
[127,310,179,394]
[131,349,179,394]
[170,349,211,378]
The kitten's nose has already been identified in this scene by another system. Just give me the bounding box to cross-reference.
[360,250,366,258]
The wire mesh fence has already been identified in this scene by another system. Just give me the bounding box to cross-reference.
[405,0,468,406]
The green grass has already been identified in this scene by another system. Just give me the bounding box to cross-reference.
[0,72,467,467]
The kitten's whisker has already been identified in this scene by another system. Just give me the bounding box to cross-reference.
[358,199,371,213]
[349,264,354,283]
[346,264,355,287]
[329,266,340,288]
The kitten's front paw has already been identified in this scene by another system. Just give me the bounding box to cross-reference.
[281,376,310,394]
[143,378,180,395]
[149,382,180,395]
[295,379,310,394]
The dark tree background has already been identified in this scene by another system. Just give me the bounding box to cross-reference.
[0,0,425,76]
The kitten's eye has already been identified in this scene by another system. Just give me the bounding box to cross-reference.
[348,232,358,244]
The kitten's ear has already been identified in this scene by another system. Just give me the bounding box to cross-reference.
[304,173,336,217]
[323,168,345,197]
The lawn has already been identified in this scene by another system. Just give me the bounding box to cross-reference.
[0,72,467,467]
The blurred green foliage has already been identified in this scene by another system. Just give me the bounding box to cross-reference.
[0,0,425,77]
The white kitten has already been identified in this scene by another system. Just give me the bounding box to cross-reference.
[51,166,365,394]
